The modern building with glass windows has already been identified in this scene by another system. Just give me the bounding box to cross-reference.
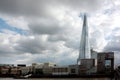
[77,14,91,64]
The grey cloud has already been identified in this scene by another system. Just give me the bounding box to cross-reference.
[15,37,47,54]
[0,44,12,53]
[0,0,111,65]
[29,19,63,35]
[14,35,64,54]
[104,28,120,52]
[90,30,101,48]
[57,0,104,12]
[0,0,105,36]
[0,0,50,17]
[0,0,104,17]
[46,26,81,49]
[104,36,120,52]
[48,34,67,42]
[64,39,80,50]
[0,44,16,56]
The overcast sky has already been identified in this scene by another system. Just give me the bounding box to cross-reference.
[0,0,120,66]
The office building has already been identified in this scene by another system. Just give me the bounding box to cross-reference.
[97,52,114,74]
[77,14,91,64]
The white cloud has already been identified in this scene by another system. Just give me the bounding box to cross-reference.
[0,0,120,65]
[6,16,29,30]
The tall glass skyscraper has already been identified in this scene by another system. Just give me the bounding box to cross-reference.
[77,14,91,64]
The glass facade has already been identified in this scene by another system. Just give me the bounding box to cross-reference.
[77,14,91,64]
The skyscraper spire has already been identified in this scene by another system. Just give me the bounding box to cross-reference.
[77,14,91,64]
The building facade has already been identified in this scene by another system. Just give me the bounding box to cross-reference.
[68,65,79,75]
[77,14,91,64]
[97,52,114,74]
[52,66,69,76]
[79,59,95,74]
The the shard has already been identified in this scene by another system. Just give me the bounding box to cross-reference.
[77,14,91,64]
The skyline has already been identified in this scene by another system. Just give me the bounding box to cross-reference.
[0,0,120,65]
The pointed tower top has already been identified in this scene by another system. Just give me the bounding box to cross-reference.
[83,13,87,27]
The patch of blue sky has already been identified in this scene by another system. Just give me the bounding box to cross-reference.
[0,18,27,35]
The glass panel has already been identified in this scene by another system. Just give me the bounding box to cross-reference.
[105,60,111,66]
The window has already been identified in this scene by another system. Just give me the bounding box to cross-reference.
[105,60,111,67]
[71,69,75,73]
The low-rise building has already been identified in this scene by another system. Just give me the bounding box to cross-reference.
[0,64,14,75]
[79,59,95,74]
[32,63,44,75]
[1,67,9,75]
[10,67,21,75]
[43,67,53,75]
[43,62,56,75]
[32,62,56,75]
[52,66,69,76]
[20,66,32,75]
[43,62,56,68]
[0,64,14,67]
[68,64,79,75]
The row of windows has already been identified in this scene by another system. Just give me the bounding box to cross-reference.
[53,68,68,72]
